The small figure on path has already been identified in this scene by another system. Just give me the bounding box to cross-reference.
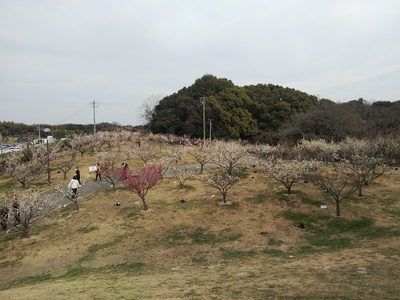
[68,175,80,198]
[95,163,102,181]
[75,166,81,185]
[120,163,131,181]
[12,194,20,225]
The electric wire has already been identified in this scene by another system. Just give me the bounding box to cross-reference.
[57,104,90,124]
[312,69,400,96]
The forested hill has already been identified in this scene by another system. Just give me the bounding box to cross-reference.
[151,74,400,143]
[151,74,319,142]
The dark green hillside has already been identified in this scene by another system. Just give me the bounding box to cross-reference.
[150,75,400,143]
[151,74,318,141]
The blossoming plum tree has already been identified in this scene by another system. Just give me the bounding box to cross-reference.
[123,164,163,211]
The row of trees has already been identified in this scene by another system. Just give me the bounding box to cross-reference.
[1,130,398,238]
[0,121,132,141]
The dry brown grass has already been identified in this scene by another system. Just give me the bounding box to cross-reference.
[0,147,399,299]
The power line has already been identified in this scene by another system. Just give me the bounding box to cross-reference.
[57,105,90,124]
[313,69,400,96]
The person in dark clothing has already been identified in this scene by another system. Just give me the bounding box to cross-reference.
[95,163,102,181]
[0,206,9,230]
[12,199,20,225]
[75,167,81,185]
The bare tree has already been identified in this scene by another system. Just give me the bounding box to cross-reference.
[54,180,86,211]
[306,163,358,217]
[139,93,164,132]
[342,155,387,197]
[197,169,242,203]
[261,159,317,194]
[53,148,78,180]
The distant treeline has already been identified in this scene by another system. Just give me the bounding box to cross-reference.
[2,74,399,144]
[149,75,400,144]
[0,122,141,141]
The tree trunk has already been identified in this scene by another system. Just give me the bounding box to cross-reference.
[22,223,30,238]
[141,197,148,211]
[335,199,341,217]
[73,200,79,211]
[222,191,227,203]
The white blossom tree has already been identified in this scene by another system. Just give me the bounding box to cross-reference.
[188,143,212,174]
[5,145,54,189]
[261,159,317,194]
[70,134,95,157]
[171,167,194,189]
[131,141,159,165]
[295,139,339,162]
[209,140,249,175]
[5,189,61,238]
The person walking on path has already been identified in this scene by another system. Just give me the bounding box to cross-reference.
[95,163,102,181]
[75,167,81,185]
[68,175,80,198]
[120,163,131,181]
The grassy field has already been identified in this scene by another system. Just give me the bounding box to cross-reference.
[0,148,399,299]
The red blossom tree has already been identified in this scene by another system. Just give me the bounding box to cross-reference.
[123,164,163,211]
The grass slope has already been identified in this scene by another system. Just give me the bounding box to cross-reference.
[0,164,399,299]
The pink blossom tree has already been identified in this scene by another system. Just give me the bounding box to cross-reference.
[96,152,124,190]
[123,164,163,211]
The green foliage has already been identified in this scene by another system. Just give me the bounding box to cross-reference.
[1,274,52,291]
[280,210,399,254]
[164,226,242,247]
[151,75,318,141]
[262,249,285,257]
[267,238,284,246]
[245,191,268,204]
[219,247,257,259]
[77,225,99,234]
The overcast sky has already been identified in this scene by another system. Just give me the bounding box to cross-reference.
[1,0,399,126]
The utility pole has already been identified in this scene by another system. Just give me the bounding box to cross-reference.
[44,128,51,185]
[200,97,206,143]
[209,118,212,141]
[91,100,99,134]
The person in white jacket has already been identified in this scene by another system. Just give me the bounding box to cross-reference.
[68,175,80,198]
